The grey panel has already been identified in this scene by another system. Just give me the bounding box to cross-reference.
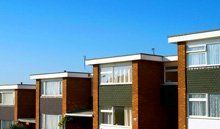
[40,98,62,115]
[99,85,132,107]
[0,106,14,120]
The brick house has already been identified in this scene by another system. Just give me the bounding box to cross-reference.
[86,53,178,129]
[168,29,220,129]
[30,71,92,129]
[0,84,35,129]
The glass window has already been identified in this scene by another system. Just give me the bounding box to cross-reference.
[100,107,132,126]
[100,63,132,85]
[1,120,13,129]
[187,53,206,66]
[187,45,206,52]
[207,44,220,65]
[209,94,220,117]
[41,114,62,129]
[188,94,207,117]
[0,92,14,105]
[41,80,62,96]
[164,66,178,83]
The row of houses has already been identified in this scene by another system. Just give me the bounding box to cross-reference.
[1,29,220,129]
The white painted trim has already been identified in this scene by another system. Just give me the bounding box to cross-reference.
[30,72,90,80]
[163,56,178,62]
[86,54,165,65]
[0,84,35,90]
[65,113,93,117]
[168,30,220,43]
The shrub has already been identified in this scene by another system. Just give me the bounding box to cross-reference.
[9,123,26,129]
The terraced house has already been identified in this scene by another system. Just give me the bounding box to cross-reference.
[0,84,35,129]
[30,71,92,129]
[86,53,178,129]
[168,29,220,129]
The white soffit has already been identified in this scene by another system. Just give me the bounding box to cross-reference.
[163,55,178,62]
[86,54,164,65]
[30,72,90,80]
[0,84,36,90]
[168,30,220,43]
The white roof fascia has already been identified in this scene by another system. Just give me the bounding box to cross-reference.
[30,72,90,80]
[0,85,36,90]
[163,56,178,62]
[86,54,164,65]
[168,30,220,43]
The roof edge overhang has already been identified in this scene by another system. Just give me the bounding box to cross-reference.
[30,72,91,80]
[168,29,220,43]
[0,84,35,90]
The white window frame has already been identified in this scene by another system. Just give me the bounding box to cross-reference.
[0,120,14,129]
[188,93,208,118]
[100,63,132,85]
[41,79,62,97]
[0,91,15,106]
[100,107,114,125]
[41,114,62,129]
[187,43,220,67]
[164,66,178,85]
[100,107,132,127]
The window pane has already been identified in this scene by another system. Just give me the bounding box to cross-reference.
[165,71,177,82]
[189,94,206,98]
[187,53,206,66]
[207,44,220,65]
[187,45,206,52]
[42,80,62,96]
[189,101,206,116]
[0,93,2,104]
[42,114,62,129]
[1,92,14,105]
[100,67,113,84]
[209,94,220,117]
[1,120,13,129]
[114,107,124,125]
[101,112,112,124]
[124,107,132,126]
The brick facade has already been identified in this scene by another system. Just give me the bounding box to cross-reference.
[178,42,187,129]
[35,80,41,129]
[132,60,165,129]
[93,65,99,129]
[14,89,36,121]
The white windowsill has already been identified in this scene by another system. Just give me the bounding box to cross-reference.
[41,95,62,98]
[0,104,14,107]
[100,124,131,128]
[188,64,220,68]
[188,116,220,120]
[100,82,132,85]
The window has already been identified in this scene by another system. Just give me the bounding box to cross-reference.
[100,107,132,126]
[188,93,220,118]
[41,80,62,96]
[0,120,13,129]
[41,114,62,129]
[164,66,178,84]
[0,92,14,105]
[187,43,220,67]
[188,94,207,117]
[100,63,132,85]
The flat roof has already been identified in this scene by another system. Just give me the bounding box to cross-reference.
[65,110,93,117]
[168,29,220,43]
[0,84,35,90]
[86,53,177,65]
[30,71,91,80]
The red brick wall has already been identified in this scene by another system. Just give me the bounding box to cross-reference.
[36,80,41,129]
[14,89,36,121]
[93,65,99,129]
[178,42,187,129]
[132,60,165,129]
[62,77,92,129]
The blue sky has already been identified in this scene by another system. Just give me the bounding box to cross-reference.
[0,0,220,83]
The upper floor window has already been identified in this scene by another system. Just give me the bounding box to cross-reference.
[100,63,132,85]
[164,66,178,84]
[187,43,220,67]
[0,91,14,105]
[41,80,62,96]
